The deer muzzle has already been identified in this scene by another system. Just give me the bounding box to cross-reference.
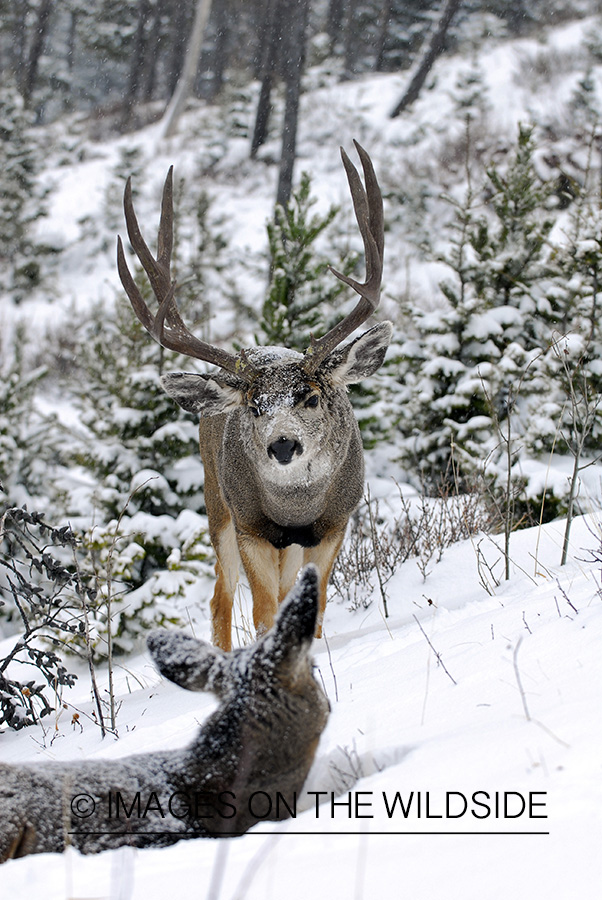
[267,437,303,465]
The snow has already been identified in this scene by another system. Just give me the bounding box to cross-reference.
[1,512,601,897]
[2,10,602,898]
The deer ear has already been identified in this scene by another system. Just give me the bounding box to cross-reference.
[147,630,227,694]
[161,373,244,417]
[264,565,319,662]
[321,321,392,386]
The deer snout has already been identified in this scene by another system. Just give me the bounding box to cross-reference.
[267,436,303,465]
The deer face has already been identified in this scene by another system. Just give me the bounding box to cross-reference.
[245,359,324,468]
[161,322,391,495]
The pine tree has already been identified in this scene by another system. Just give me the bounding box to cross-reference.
[524,193,602,461]
[0,328,49,506]
[471,125,555,342]
[260,171,352,350]
[397,124,557,486]
[0,80,50,300]
[66,293,203,529]
[46,292,214,657]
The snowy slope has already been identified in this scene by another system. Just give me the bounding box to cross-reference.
[19,16,601,344]
[0,513,600,899]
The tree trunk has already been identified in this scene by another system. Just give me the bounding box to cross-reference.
[250,0,284,158]
[390,0,462,118]
[165,0,191,97]
[22,0,54,106]
[251,72,275,157]
[205,0,233,99]
[161,0,213,138]
[375,0,393,71]
[142,0,167,101]
[120,0,151,130]
[342,0,361,80]
[275,0,309,209]
[327,0,345,47]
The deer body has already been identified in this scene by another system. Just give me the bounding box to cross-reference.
[117,142,391,649]
[0,567,329,861]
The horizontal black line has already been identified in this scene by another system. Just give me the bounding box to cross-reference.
[69,830,550,837]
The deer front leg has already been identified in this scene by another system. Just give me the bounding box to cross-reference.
[211,522,241,651]
[237,534,280,639]
[303,528,346,637]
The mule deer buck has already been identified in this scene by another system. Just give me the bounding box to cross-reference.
[0,566,329,860]
[117,142,391,650]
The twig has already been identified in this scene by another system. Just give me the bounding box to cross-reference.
[322,632,339,703]
[206,840,229,900]
[230,834,283,900]
[366,485,389,617]
[554,578,578,615]
[71,547,108,738]
[412,614,457,685]
[512,637,531,721]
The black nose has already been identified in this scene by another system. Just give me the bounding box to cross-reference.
[268,437,302,465]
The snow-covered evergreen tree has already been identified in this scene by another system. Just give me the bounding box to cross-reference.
[39,290,215,657]
[0,329,49,506]
[65,293,203,527]
[0,81,51,301]
[524,192,602,461]
[260,171,351,351]
[396,124,557,486]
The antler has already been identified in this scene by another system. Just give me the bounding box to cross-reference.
[117,167,258,382]
[303,140,384,374]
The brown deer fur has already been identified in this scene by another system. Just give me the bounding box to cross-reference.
[117,142,391,650]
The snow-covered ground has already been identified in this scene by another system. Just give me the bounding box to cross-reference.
[1,512,600,898]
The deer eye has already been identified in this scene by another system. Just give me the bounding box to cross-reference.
[304,394,319,409]
[249,404,261,417]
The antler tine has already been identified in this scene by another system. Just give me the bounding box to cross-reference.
[156,166,173,273]
[117,168,258,382]
[122,168,172,303]
[304,141,384,374]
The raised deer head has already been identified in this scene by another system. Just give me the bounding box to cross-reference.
[0,566,329,859]
[117,142,392,650]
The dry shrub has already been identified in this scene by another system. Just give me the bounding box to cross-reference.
[331,480,491,610]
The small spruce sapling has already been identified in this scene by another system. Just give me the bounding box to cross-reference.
[397,124,557,488]
[260,171,352,350]
[0,326,49,507]
[0,80,53,301]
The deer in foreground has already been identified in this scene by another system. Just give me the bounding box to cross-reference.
[117,142,391,650]
[0,566,329,860]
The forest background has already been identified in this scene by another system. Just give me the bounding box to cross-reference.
[1,0,602,727]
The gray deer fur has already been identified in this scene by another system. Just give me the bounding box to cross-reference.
[117,142,391,651]
[0,566,329,861]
